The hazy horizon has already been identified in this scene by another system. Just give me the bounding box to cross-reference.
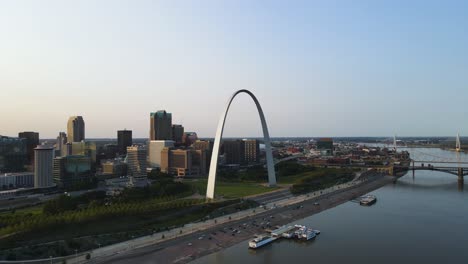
[2,1,468,138]
[25,135,464,141]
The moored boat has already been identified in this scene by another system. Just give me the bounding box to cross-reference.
[360,194,377,206]
[249,235,276,249]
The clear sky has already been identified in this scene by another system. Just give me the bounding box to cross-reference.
[1,0,468,138]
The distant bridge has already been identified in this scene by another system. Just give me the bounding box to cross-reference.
[274,154,305,165]
[412,160,468,164]
[394,159,468,180]
[410,166,468,177]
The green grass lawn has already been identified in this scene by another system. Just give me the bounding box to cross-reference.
[277,167,359,184]
[277,172,311,184]
[0,204,43,216]
[187,179,278,198]
[277,169,329,184]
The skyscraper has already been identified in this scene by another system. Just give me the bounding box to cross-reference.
[18,131,39,165]
[70,141,97,163]
[193,140,213,169]
[56,132,67,156]
[193,140,213,152]
[150,110,172,140]
[67,116,85,143]
[0,136,27,172]
[126,145,147,178]
[182,132,198,147]
[172,124,184,144]
[34,144,54,188]
[117,129,132,155]
[53,155,91,188]
[148,140,174,169]
[243,139,260,163]
[223,140,244,165]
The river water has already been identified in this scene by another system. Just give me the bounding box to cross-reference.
[193,147,468,264]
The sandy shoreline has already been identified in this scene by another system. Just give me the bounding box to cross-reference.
[93,175,394,264]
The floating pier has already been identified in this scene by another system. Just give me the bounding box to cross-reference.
[249,224,320,249]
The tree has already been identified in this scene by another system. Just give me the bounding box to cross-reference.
[43,195,78,215]
[148,170,171,180]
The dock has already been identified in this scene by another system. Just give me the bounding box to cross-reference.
[249,224,320,249]
[271,225,297,237]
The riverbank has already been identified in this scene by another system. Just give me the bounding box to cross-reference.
[86,174,394,264]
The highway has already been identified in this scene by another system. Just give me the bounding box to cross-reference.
[248,189,293,205]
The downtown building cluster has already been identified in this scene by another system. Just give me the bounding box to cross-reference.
[0,110,263,197]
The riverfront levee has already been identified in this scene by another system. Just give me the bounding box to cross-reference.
[90,174,392,264]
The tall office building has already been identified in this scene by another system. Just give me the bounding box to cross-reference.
[64,142,73,157]
[18,131,39,165]
[67,116,85,143]
[243,139,260,163]
[70,141,97,163]
[148,140,174,168]
[0,136,27,172]
[193,140,212,152]
[117,129,132,155]
[53,155,91,188]
[182,132,198,147]
[193,140,213,169]
[102,159,127,177]
[223,140,244,165]
[150,110,172,140]
[99,144,119,160]
[56,132,67,156]
[34,144,54,188]
[160,147,206,177]
[126,145,147,178]
[223,139,259,165]
[192,149,207,175]
[172,124,184,144]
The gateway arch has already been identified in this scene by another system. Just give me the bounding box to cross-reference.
[206,90,276,199]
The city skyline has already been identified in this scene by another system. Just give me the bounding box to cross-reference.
[3,111,468,140]
[1,2,467,263]
[2,1,468,138]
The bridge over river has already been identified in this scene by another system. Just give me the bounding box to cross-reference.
[394,159,468,182]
